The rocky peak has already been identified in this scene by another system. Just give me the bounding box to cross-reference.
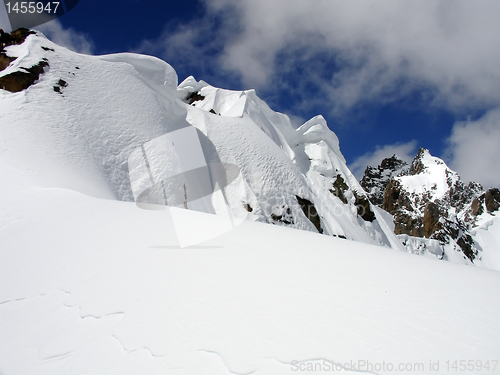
[376,148,497,263]
[409,148,429,175]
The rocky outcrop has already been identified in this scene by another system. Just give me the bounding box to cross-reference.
[0,59,49,92]
[423,202,441,238]
[485,188,500,214]
[296,196,323,233]
[360,155,408,206]
[0,28,36,49]
[353,191,375,222]
[0,28,48,92]
[364,148,499,263]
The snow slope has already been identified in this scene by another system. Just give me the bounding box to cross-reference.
[1,178,499,375]
[0,31,499,374]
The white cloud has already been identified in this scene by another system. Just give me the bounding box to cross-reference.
[35,20,94,55]
[133,4,240,87]
[349,140,417,179]
[200,0,500,115]
[446,109,500,189]
[135,0,500,185]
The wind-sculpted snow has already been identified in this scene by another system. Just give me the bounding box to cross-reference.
[0,30,404,248]
[178,78,403,248]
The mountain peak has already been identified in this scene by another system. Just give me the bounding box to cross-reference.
[409,148,453,178]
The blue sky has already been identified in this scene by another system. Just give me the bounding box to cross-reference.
[2,0,500,187]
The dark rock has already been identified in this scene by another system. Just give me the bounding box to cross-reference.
[330,174,349,204]
[423,201,441,238]
[470,197,483,216]
[1,28,35,50]
[382,179,401,215]
[9,28,35,45]
[393,212,424,237]
[296,196,323,234]
[353,191,375,222]
[360,154,408,207]
[185,91,205,105]
[485,188,500,214]
[0,29,33,72]
[0,29,12,46]
[0,53,16,71]
[0,59,48,92]
[41,46,55,52]
[457,233,477,262]
[0,29,47,92]
[271,206,293,225]
[409,148,428,175]
[53,78,68,94]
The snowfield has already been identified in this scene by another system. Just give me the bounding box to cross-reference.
[0,31,499,374]
[1,183,500,375]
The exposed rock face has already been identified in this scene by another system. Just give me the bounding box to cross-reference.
[485,188,500,214]
[0,53,15,71]
[0,28,36,48]
[0,59,48,92]
[373,148,496,263]
[331,175,349,204]
[0,28,48,92]
[360,154,408,206]
[296,196,323,233]
[353,191,375,222]
[423,202,441,238]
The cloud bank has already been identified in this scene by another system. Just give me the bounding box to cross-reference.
[36,20,94,55]
[135,0,500,116]
[135,1,500,187]
[446,110,500,188]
